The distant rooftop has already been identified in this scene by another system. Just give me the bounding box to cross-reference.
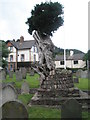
[55,53,85,61]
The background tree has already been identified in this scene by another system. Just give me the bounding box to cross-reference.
[0,40,9,68]
[83,50,90,61]
[83,50,90,70]
[26,1,64,37]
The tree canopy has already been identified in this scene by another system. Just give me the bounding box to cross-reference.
[83,50,90,61]
[26,2,64,36]
[0,40,9,68]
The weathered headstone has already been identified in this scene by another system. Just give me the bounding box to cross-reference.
[0,84,17,106]
[73,77,79,83]
[88,71,90,79]
[81,70,88,78]
[16,70,22,81]
[1,100,28,118]
[61,99,82,119]
[30,69,35,76]
[76,69,83,78]
[0,70,6,81]
[20,67,27,79]
[0,83,2,111]
[21,81,29,94]
[9,71,13,78]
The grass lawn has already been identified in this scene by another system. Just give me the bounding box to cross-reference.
[2,73,40,89]
[18,94,34,106]
[74,78,89,90]
[17,93,90,119]
[28,106,61,118]
[1,73,90,119]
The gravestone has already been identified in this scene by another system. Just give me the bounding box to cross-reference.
[88,71,90,79]
[21,81,29,94]
[61,99,82,119]
[0,70,6,81]
[30,69,35,76]
[1,84,17,106]
[76,69,83,78]
[1,100,28,119]
[16,70,22,81]
[73,77,79,83]
[9,71,13,78]
[20,67,27,79]
[0,83,2,110]
[81,70,88,78]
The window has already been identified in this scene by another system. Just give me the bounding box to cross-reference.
[74,60,78,64]
[21,54,24,61]
[10,64,13,71]
[10,46,13,51]
[33,54,36,62]
[60,61,64,65]
[10,55,13,62]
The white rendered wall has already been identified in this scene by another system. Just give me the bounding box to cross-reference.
[8,47,16,62]
[18,49,30,62]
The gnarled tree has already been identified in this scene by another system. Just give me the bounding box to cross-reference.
[26,2,64,84]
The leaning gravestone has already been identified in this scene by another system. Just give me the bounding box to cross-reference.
[16,70,22,81]
[0,70,6,81]
[21,81,29,94]
[1,100,28,119]
[1,84,17,106]
[20,67,27,79]
[61,99,82,119]
[9,71,13,78]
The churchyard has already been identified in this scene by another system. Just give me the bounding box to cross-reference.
[0,70,90,119]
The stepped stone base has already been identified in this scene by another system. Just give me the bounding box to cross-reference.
[29,69,89,107]
[29,91,89,110]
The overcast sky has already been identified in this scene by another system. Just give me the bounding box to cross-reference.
[0,0,88,53]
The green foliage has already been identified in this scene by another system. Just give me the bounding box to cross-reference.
[2,41,9,58]
[0,40,9,68]
[54,46,84,57]
[83,50,90,61]
[26,2,64,36]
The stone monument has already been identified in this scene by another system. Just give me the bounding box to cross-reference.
[29,31,80,106]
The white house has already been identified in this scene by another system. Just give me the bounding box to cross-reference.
[6,36,39,71]
[6,36,86,71]
[55,51,86,69]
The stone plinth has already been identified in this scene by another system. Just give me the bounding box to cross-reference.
[30,69,80,106]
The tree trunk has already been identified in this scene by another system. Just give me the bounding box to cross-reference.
[33,30,55,81]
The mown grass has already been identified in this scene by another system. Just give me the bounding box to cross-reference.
[74,78,89,90]
[28,106,61,118]
[3,73,40,89]
[1,73,90,119]
[18,94,33,106]
[17,93,90,119]
[27,106,90,119]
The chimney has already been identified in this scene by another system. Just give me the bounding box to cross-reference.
[70,50,74,56]
[20,36,24,43]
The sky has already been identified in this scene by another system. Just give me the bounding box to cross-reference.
[0,0,89,53]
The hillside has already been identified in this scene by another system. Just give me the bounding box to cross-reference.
[54,46,84,56]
